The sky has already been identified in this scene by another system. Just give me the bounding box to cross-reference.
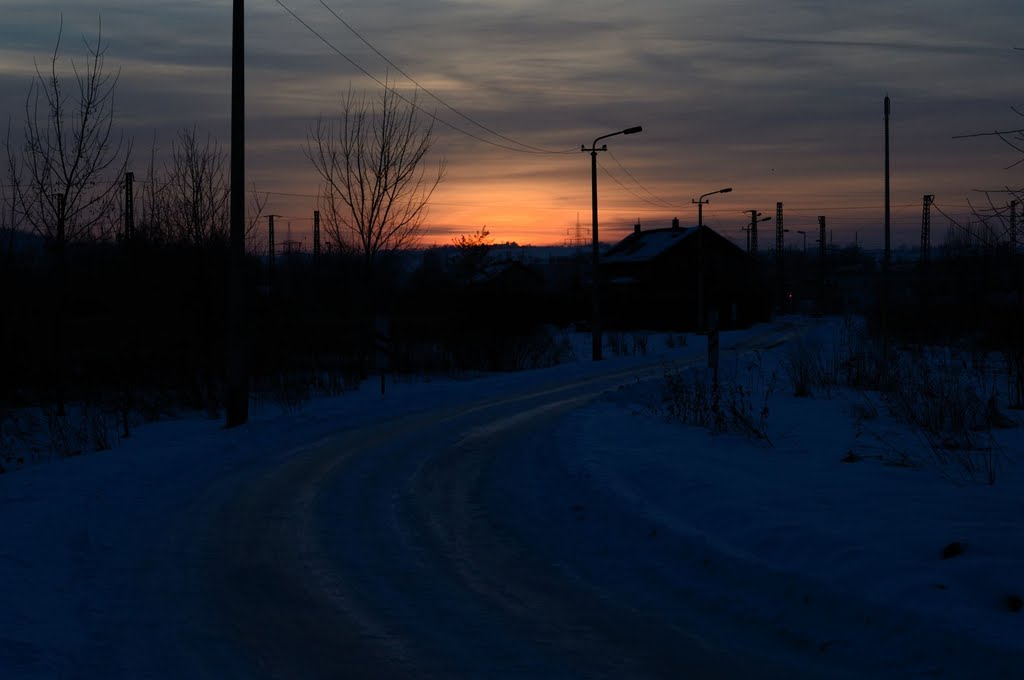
[1,0,1021,248]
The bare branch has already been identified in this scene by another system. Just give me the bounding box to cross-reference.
[952,129,1024,139]
[5,19,129,244]
[305,79,446,270]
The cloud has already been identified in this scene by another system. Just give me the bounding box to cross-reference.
[0,0,1019,245]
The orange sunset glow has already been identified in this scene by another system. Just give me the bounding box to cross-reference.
[2,1,1021,252]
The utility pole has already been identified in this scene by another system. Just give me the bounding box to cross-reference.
[775,202,784,309]
[582,125,643,360]
[123,172,134,242]
[225,0,248,428]
[920,194,933,264]
[268,214,276,278]
[1010,200,1017,253]
[313,209,321,265]
[882,96,891,366]
[818,215,826,314]
[589,143,602,359]
[884,96,891,268]
[53,192,66,416]
[747,209,769,255]
[692,187,732,332]
[750,211,756,254]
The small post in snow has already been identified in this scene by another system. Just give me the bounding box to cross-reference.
[707,310,720,388]
[375,316,391,396]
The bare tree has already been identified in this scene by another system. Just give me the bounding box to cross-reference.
[5,20,129,244]
[133,129,265,249]
[0,149,16,258]
[305,84,446,271]
[2,21,128,414]
[163,125,229,245]
[246,182,269,255]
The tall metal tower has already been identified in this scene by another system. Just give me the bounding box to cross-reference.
[818,215,826,261]
[775,202,784,257]
[920,194,934,264]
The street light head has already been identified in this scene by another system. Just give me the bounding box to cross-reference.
[719,187,733,194]
[623,126,643,135]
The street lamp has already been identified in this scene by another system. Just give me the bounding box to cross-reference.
[692,187,732,333]
[796,229,807,254]
[692,187,732,228]
[582,125,643,360]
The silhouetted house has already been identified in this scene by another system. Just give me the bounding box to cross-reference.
[601,219,770,331]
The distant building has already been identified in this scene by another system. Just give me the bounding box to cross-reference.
[600,219,770,331]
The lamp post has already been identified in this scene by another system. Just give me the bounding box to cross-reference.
[796,229,807,254]
[582,125,643,360]
[692,187,732,333]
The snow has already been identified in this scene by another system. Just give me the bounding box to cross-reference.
[1,316,1022,676]
[602,227,697,264]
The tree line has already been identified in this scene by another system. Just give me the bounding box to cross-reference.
[1,25,585,427]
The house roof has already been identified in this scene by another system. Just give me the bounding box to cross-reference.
[602,227,698,264]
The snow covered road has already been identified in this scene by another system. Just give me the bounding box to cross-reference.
[0,323,799,678]
[4,318,1019,678]
[185,339,834,679]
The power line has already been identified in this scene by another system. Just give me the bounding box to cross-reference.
[597,158,677,210]
[318,0,575,156]
[274,0,572,156]
[604,149,681,209]
[932,201,997,247]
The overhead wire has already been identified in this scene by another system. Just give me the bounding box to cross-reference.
[274,0,574,156]
[318,0,576,156]
[604,150,681,209]
[931,201,997,248]
[596,158,678,211]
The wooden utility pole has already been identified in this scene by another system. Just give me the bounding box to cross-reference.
[123,172,134,241]
[313,209,321,265]
[818,215,826,314]
[268,214,276,278]
[54,192,66,416]
[775,202,784,309]
[882,96,891,366]
[1010,200,1017,253]
[920,194,933,264]
[748,210,759,255]
[225,0,248,427]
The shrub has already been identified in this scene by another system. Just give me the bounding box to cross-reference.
[659,363,776,444]
[783,339,837,397]
[884,348,1007,484]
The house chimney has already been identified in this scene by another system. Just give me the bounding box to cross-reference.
[672,217,680,230]
[634,221,641,234]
